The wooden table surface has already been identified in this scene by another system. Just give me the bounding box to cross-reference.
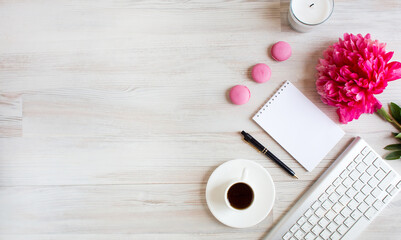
[1,0,401,239]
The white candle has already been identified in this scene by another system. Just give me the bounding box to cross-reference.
[288,0,334,32]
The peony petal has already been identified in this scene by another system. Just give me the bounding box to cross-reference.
[383,51,393,62]
[385,61,401,81]
[337,107,362,124]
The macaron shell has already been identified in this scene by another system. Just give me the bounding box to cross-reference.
[251,63,271,83]
[271,41,292,61]
[229,85,250,105]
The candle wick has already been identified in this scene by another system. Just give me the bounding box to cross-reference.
[310,3,315,7]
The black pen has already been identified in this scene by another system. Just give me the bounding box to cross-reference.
[241,131,298,179]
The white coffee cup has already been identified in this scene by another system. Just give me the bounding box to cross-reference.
[224,168,255,211]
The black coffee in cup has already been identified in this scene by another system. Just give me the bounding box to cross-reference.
[227,182,254,209]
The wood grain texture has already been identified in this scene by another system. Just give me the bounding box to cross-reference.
[0,94,22,137]
[0,0,401,239]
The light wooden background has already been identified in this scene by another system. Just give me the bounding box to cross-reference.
[1,0,401,239]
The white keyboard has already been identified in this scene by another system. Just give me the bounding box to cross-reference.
[265,137,401,240]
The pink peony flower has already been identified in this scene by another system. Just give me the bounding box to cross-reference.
[316,33,401,123]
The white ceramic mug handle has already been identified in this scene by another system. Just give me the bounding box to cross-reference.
[240,168,248,181]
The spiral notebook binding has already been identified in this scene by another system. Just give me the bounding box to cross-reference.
[255,81,290,118]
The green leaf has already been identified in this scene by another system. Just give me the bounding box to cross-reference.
[384,144,401,150]
[384,151,401,160]
[390,102,401,124]
[377,107,393,122]
[396,133,401,139]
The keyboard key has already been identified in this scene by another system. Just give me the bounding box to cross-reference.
[353,179,364,191]
[373,199,384,211]
[364,207,377,220]
[361,184,372,195]
[308,214,319,225]
[290,237,296,240]
[342,177,353,188]
[375,169,386,181]
[347,160,357,170]
[364,194,376,205]
[378,171,396,190]
[358,202,369,212]
[346,187,357,198]
[373,158,382,168]
[290,224,299,233]
[397,180,401,189]
[311,225,323,235]
[325,210,336,220]
[350,170,360,180]
[318,217,330,228]
[360,172,370,183]
[332,203,343,213]
[283,232,292,240]
[386,184,394,194]
[380,162,391,173]
[333,177,341,187]
[389,187,398,196]
[340,169,349,179]
[339,195,350,205]
[350,209,362,220]
[304,232,315,240]
[315,207,325,217]
[327,222,338,232]
[297,216,306,226]
[334,214,345,225]
[344,217,355,227]
[318,193,328,202]
[354,192,365,203]
[336,184,347,195]
[383,195,391,204]
[348,199,358,209]
[363,151,376,165]
[354,154,364,162]
[366,165,377,176]
[371,187,382,198]
[311,201,320,210]
[326,185,335,194]
[322,200,333,210]
[329,192,340,202]
[361,147,370,155]
[301,222,312,232]
[368,177,379,188]
[312,225,323,235]
[316,237,324,240]
[344,216,370,240]
[304,209,313,218]
[356,162,367,173]
[330,231,341,240]
[340,206,352,218]
[320,229,331,239]
[337,224,348,235]
[294,229,305,239]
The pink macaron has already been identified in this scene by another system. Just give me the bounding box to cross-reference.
[229,85,250,105]
[251,63,271,83]
[271,41,292,61]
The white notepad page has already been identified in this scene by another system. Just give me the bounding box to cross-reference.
[253,81,345,172]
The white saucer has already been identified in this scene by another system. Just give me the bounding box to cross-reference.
[205,159,275,228]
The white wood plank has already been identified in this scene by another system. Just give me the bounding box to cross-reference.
[0,94,22,137]
[0,0,400,239]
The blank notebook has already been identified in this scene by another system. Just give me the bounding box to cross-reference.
[253,81,344,172]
